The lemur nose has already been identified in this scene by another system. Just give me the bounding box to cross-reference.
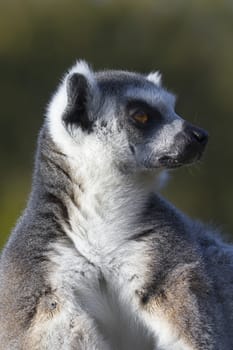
[185,124,209,146]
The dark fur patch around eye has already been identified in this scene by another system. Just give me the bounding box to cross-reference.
[126,99,163,122]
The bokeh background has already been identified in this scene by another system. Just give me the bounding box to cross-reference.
[1,0,233,248]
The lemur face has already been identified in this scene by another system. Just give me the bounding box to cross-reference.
[48,61,208,173]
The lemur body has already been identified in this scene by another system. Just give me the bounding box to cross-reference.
[0,61,233,349]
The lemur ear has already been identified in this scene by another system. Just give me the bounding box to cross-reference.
[63,73,92,132]
[147,71,162,86]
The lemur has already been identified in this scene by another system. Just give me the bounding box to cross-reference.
[0,61,233,350]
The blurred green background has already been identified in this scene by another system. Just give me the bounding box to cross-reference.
[1,0,233,248]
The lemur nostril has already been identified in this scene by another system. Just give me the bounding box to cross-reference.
[191,129,208,145]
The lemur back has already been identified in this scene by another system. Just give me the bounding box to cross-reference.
[0,61,233,350]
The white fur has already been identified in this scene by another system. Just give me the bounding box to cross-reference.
[143,311,194,350]
[46,60,95,155]
[157,118,184,150]
[48,239,154,350]
[147,71,162,86]
[68,60,96,86]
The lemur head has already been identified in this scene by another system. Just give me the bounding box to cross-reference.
[47,60,208,178]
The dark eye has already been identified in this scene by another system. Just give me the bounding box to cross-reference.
[132,111,149,125]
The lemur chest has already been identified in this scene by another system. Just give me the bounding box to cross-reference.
[61,190,141,266]
[48,240,154,350]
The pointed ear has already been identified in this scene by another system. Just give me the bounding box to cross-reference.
[147,71,162,86]
[63,73,93,132]
[66,73,88,115]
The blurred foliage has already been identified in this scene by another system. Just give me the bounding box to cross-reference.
[1,0,233,248]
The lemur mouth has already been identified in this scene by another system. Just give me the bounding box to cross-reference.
[159,153,202,169]
[159,156,183,169]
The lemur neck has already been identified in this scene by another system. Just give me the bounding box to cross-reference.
[32,129,162,259]
[67,156,156,221]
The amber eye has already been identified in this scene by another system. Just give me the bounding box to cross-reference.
[133,112,149,124]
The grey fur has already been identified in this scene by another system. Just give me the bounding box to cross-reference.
[0,62,232,350]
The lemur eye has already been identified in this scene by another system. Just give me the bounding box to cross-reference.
[133,112,149,124]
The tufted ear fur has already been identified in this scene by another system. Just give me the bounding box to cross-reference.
[47,60,97,137]
[147,71,162,86]
[63,73,93,132]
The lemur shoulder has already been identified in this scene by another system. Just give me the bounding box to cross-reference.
[0,61,233,350]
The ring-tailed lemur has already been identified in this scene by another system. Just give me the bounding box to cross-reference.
[0,61,233,350]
